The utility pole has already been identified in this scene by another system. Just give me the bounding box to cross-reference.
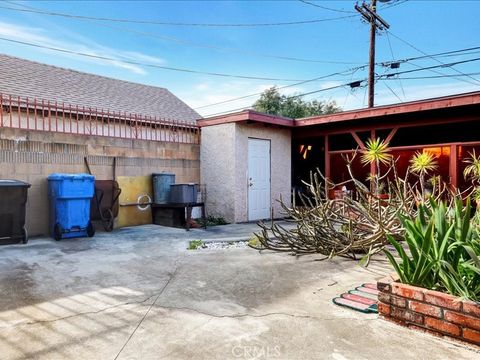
[355,1,390,108]
[368,0,377,108]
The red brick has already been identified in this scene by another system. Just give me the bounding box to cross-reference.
[424,289,461,311]
[425,316,461,337]
[378,302,391,316]
[391,307,424,325]
[463,301,480,318]
[392,283,424,301]
[408,324,445,339]
[383,315,407,327]
[444,311,480,331]
[378,292,390,304]
[409,300,443,318]
[463,328,480,345]
[377,274,397,293]
[390,295,407,308]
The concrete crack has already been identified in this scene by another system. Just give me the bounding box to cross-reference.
[1,292,159,330]
[113,256,182,360]
[152,303,377,322]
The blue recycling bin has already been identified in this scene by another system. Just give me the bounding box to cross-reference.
[48,173,95,240]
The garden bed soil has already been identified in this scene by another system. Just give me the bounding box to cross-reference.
[377,274,480,347]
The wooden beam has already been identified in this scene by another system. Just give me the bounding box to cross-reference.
[385,127,398,144]
[292,114,480,138]
[325,135,330,180]
[350,131,366,150]
[450,144,458,188]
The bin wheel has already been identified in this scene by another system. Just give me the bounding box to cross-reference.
[21,226,28,244]
[102,208,114,232]
[87,221,95,237]
[54,223,63,241]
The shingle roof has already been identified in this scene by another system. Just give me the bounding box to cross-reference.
[0,54,201,122]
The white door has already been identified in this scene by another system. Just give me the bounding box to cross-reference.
[248,138,271,221]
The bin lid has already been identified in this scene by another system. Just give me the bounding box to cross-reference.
[152,172,175,176]
[0,179,31,187]
[170,183,198,187]
[48,173,95,181]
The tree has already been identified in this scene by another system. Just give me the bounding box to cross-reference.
[253,86,340,118]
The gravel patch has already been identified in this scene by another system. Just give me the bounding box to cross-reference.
[193,240,250,250]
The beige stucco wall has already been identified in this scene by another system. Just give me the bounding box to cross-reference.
[0,127,200,236]
[234,123,291,222]
[200,123,236,221]
[201,122,291,223]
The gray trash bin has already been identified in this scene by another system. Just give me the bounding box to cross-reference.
[152,173,175,204]
[169,184,198,204]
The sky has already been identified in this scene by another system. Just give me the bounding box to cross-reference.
[0,0,479,117]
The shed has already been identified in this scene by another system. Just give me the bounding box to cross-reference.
[198,110,293,223]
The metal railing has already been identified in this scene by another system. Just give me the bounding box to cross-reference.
[0,93,200,144]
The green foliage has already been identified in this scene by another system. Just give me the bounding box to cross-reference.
[360,138,392,166]
[463,149,480,182]
[384,198,480,301]
[188,239,205,250]
[409,151,438,176]
[196,216,229,227]
[252,86,340,118]
[248,235,261,248]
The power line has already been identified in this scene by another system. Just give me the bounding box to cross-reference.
[3,1,363,65]
[385,31,406,100]
[380,0,409,10]
[194,67,368,110]
[383,81,404,103]
[196,46,480,110]
[381,46,480,67]
[387,30,480,86]
[203,58,480,116]
[378,57,480,78]
[0,36,310,82]
[204,80,367,117]
[0,3,356,27]
[298,0,356,14]
[383,72,480,80]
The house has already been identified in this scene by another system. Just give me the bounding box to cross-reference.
[0,54,201,235]
[0,54,201,122]
[200,91,480,223]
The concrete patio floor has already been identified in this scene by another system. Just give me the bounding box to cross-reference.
[0,223,478,360]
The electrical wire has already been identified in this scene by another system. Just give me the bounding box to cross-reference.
[377,57,480,78]
[3,1,363,65]
[0,3,356,27]
[203,58,480,116]
[382,72,480,80]
[197,46,480,109]
[383,81,404,103]
[385,31,406,100]
[387,30,480,86]
[380,0,409,10]
[0,36,309,82]
[298,0,356,14]
[203,82,361,117]
[194,66,368,110]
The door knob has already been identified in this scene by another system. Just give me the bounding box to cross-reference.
[249,182,254,187]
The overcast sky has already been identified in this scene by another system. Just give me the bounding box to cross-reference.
[0,0,479,117]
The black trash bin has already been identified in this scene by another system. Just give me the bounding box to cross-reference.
[0,180,31,245]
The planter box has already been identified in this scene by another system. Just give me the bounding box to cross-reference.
[377,274,480,346]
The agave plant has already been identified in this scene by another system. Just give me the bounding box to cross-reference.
[385,198,480,301]
[361,138,392,194]
[463,149,480,182]
[361,138,392,166]
[409,151,438,199]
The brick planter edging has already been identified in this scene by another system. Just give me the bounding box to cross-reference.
[377,274,480,346]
